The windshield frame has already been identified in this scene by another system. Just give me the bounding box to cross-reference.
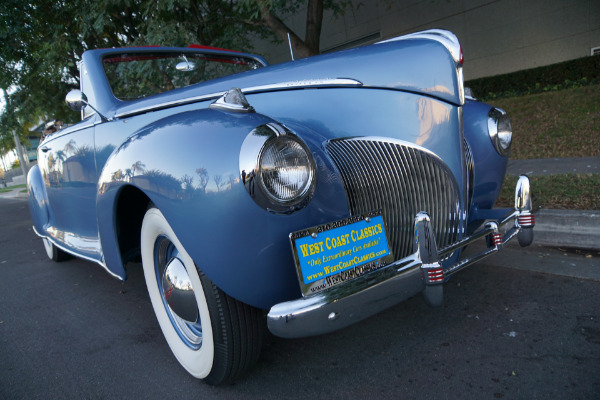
[100,48,267,102]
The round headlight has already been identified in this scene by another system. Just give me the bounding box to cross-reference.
[239,123,316,213]
[488,108,512,156]
[260,136,313,203]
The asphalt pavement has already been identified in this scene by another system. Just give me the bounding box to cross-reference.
[1,197,599,399]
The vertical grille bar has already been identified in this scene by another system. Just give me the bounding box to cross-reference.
[326,138,461,260]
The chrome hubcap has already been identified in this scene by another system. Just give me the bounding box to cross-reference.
[155,236,202,349]
[162,257,199,324]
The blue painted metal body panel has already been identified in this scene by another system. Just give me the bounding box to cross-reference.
[29,34,510,310]
[462,99,509,231]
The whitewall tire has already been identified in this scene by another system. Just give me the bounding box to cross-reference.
[43,238,70,262]
[141,207,263,385]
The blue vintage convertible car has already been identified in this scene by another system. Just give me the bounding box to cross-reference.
[28,30,535,384]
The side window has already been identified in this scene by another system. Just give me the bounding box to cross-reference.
[79,62,97,120]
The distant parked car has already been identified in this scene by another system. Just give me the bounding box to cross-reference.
[28,30,535,384]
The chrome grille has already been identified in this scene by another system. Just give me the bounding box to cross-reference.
[326,138,461,260]
[464,137,474,210]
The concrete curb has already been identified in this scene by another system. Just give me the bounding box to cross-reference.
[505,157,600,250]
[533,209,600,250]
[507,156,600,176]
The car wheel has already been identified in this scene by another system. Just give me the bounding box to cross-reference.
[43,238,70,262]
[140,207,263,385]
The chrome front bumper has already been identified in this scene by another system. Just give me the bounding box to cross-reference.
[267,176,535,339]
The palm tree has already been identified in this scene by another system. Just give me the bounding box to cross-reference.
[111,169,124,181]
[131,161,146,176]
[63,139,76,156]
[55,149,69,182]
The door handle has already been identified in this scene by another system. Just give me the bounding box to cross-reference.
[40,146,50,153]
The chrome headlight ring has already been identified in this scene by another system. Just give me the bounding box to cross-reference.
[239,123,316,214]
[487,107,512,157]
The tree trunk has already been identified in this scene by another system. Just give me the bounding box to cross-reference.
[12,130,28,178]
[305,0,323,56]
[260,0,323,59]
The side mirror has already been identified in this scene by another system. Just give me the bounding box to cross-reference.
[65,89,109,122]
[65,89,88,111]
[175,54,197,72]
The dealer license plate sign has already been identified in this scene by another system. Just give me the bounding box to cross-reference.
[290,211,394,296]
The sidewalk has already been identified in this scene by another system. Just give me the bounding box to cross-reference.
[0,184,29,199]
[507,156,600,176]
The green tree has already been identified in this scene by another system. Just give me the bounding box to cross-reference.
[0,0,353,154]
[0,0,133,150]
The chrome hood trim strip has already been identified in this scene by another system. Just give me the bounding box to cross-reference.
[377,29,462,65]
[243,78,362,92]
[114,78,363,119]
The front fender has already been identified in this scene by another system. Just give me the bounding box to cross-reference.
[463,100,509,230]
[96,108,349,309]
[27,165,51,234]
[97,108,273,281]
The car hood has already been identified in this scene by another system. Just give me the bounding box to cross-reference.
[112,37,462,118]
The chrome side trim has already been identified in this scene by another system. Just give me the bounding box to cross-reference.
[114,91,227,118]
[32,225,123,281]
[114,78,363,119]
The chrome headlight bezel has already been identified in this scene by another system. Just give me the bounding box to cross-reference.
[239,123,316,213]
[487,107,512,157]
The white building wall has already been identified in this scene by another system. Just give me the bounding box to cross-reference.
[255,0,600,80]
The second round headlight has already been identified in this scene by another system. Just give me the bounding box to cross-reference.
[488,107,512,156]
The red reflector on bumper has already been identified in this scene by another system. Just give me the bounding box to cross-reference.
[491,233,502,246]
[427,268,444,282]
[518,214,535,227]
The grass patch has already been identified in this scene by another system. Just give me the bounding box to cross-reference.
[0,184,26,193]
[491,84,600,159]
[497,174,600,210]
[466,55,600,100]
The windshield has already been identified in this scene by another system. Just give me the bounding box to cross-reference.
[102,51,262,100]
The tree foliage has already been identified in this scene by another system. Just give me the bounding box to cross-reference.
[244,0,353,58]
[0,0,352,150]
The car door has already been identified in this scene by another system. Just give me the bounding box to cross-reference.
[39,117,100,260]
